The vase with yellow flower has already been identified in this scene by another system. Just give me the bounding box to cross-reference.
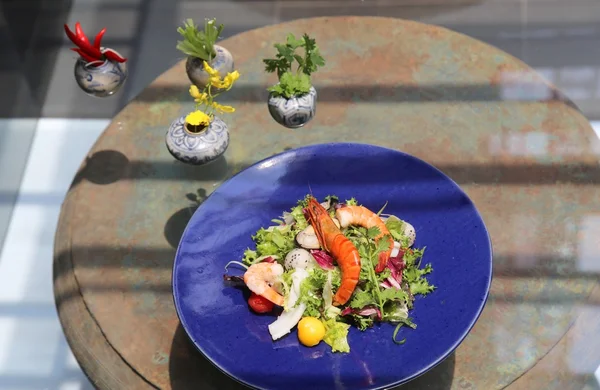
[165,62,240,165]
[176,18,234,91]
[264,33,325,128]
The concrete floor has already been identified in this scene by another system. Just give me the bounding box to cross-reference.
[0,118,104,390]
[2,0,600,388]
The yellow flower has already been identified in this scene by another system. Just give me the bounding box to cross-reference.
[223,70,240,90]
[195,93,209,104]
[189,85,208,103]
[203,61,220,78]
[185,110,211,126]
[212,102,235,113]
[189,85,202,99]
[209,76,226,89]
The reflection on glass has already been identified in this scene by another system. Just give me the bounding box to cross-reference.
[258,160,276,169]
[568,307,600,377]
[577,216,600,273]
[487,130,597,157]
[499,70,553,101]
[512,214,541,270]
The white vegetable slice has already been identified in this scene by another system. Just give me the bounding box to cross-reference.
[390,241,401,258]
[322,271,341,319]
[268,268,309,340]
[265,225,288,232]
[268,303,307,340]
[322,271,333,309]
[286,268,309,308]
[282,212,295,225]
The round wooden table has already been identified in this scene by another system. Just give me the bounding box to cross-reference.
[53,16,600,390]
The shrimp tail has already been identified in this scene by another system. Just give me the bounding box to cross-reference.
[243,262,285,306]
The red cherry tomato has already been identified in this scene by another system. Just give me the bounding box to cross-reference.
[248,293,274,313]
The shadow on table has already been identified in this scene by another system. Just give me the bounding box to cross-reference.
[168,323,455,390]
[64,147,600,188]
[169,323,248,390]
[164,188,208,248]
[134,82,577,107]
[69,150,241,188]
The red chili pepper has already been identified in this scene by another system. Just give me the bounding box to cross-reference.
[93,28,106,50]
[70,48,101,66]
[64,24,79,45]
[248,293,274,313]
[103,48,127,63]
[64,23,104,61]
[75,22,91,46]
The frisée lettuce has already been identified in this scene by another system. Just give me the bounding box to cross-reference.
[225,195,436,353]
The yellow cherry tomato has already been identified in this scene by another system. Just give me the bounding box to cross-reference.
[297,317,326,347]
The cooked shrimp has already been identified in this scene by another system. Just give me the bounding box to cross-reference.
[335,205,394,273]
[243,262,285,306]
[304,197,360,306]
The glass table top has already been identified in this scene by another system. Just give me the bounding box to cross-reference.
[50,15,600,390]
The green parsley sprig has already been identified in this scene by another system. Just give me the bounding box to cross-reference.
[344,222,436,345]
[263,33,325,99]
[176,18,224,61]
[346,227,404,314]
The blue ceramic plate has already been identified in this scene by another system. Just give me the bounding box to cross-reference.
[173,143,492,390]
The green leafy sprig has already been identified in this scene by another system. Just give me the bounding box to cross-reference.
[346,227,400,314]
[176,18,224,61]
[263,33,325,99]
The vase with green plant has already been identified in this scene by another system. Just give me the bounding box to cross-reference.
[165,61,240,165]
[264,33,325,128]
[176,18,234,90]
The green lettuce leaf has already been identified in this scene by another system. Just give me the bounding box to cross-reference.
[322,318,351,353]
[404,260,436,296]
[345,197,358,206]
[298,268,327,317]
[385,215,415,248]
[409,278,436,295]
[380,288,408,304]
[349,289,375,309]
[352,315,374,331]
[242,249,257,264]
[242,225,296,265]
[382,301,409,323]
[267,72,312,99]
[289,196,310,232]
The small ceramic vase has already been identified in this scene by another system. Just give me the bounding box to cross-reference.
[268,86,317,129]
[74,48,128,97]
[165,115,230,165]
[186,45,234,91]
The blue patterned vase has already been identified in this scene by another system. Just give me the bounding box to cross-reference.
[73,48,128,97]
[165,116,230,165]
[267,86,317,128]
[186,45,234,91]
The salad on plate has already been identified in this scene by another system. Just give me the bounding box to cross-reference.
[224,195,435,353]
